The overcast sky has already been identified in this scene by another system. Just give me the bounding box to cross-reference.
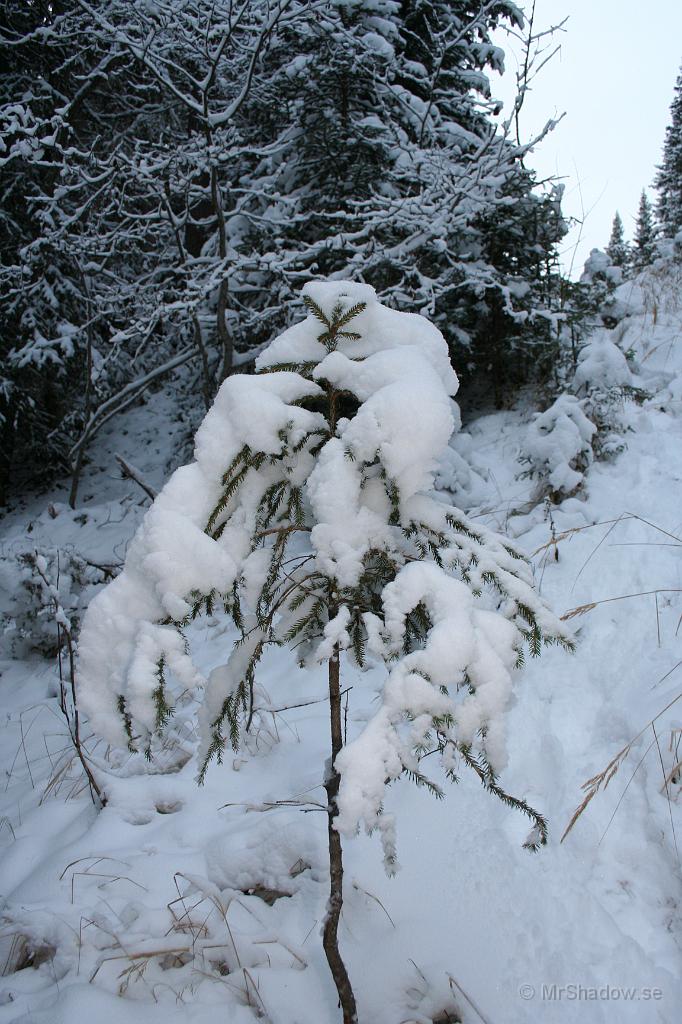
[493,0,682,276]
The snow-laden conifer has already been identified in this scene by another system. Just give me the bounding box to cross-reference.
[633,190,658,268]
[521,394,596,501]
[655,65,682,237]
[606,211,630,268]
[78,280,572,1021]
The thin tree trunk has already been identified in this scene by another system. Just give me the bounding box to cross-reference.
[192,312,212,411]
[0,395,15,506]
[68,444,87,510]
[209,161,233,383]
[323,646,358,1024]
[69,279,94,509]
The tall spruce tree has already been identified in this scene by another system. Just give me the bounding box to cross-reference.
[606,211,629,268]
[633,190,657,267]
[655,64,682,237]
[78,281,572,1023]
[232,0,568,400]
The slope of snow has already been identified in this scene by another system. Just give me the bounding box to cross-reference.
[1,266,681,1024]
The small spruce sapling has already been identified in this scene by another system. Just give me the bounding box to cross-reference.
[633,190,657,268]
[78,281,573,1023]
[520,394,596,502]
[606,211,630,269]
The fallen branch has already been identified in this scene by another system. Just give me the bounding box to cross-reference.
[115,454,158,500]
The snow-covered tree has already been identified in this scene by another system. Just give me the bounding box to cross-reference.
[78,281,572,1021]
[0,1,569,500]
[0,0,315,503]
[233,0,568,400]
[655,65,682,238]
[633,190,657,268]
[572,333,637,459]
[578,248,626,329]
[521,394,596,502]
[0,0,86,502]
[606,211,630,268]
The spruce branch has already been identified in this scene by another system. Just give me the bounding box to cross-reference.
[151,656,175,732]
[302,294,331,328]
[456,743,549,850]
[331,301,367,330]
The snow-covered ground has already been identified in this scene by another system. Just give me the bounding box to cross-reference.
[1,265,681,1024]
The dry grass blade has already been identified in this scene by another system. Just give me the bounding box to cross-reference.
[0,817,16,842]
[652,722,680,867]
[252,938,307,969]
[662,758,682,791]
[531,517,621,557]
[562,688,682,842]
[571,512,627,592]
[352,882,396,928]
[242,966,268,1017]
[60,854,128,880]
[596,738,658,847]
[561,601,596,620]
[105,945,191,963]
[70,870,148,903]
[533,511,682,560]
[664,726,682,791]
[560,742,633,842]
[447,973,493,1024]
[561,589,682,621]
[1,934,29,976]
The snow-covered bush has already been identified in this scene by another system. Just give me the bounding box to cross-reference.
[78,280,572,1020]
[573,332,640,458]
[580,248,629,327]
[0,546,107,657]
[521,394,596,501]
[520,317,646,504]
[573,332,634,394]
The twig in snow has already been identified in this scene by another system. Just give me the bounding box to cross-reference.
[114,454,158,500]
[448,972,495,1024]
[652,722,680,867]
[253,685,353,714]
[351,882,396,929]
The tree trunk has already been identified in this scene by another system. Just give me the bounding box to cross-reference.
[68,441,87,510]
[323,647,358,1024]
[0,395,15,506]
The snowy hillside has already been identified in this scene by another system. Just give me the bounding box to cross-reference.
[1,263,681,1024]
